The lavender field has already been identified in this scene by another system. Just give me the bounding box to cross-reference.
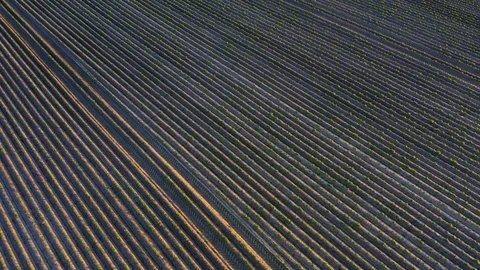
[0,0,479,269]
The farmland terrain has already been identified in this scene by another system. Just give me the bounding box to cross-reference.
[0,0,479,269]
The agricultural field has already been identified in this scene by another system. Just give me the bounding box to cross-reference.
[0,0,479,269]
